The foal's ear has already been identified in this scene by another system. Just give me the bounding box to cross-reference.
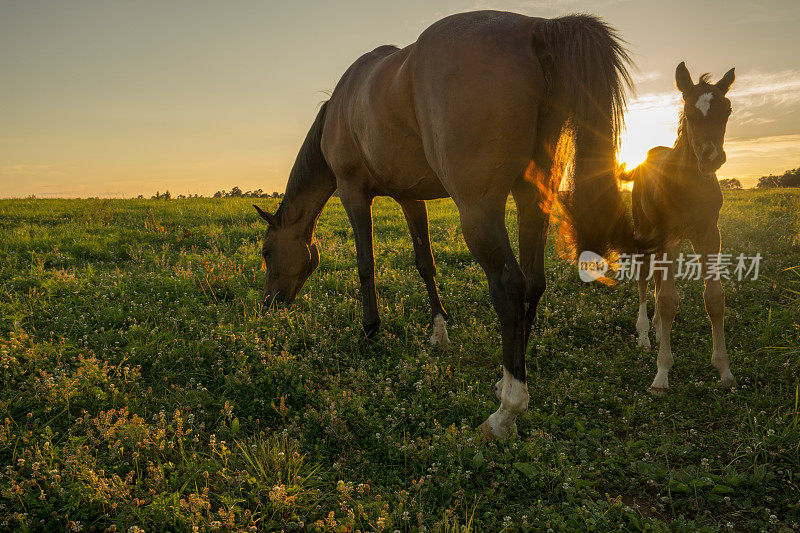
[716,67,735,94]
[675,61,694,93]
[253,205,276,226]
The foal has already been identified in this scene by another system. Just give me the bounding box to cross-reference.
[621,62,737,394]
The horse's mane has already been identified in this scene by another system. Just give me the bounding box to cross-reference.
[275,101,333,224]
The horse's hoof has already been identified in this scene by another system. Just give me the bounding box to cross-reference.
[637,336,651,350]
[648,386,668,397]
[478,418,517,441]
[429,314,450,346]
[478,420,496,441]
[720,373,737,389]
[363,320,381,339]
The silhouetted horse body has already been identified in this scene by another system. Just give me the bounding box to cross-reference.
[255,11,638,439]
[621,62,737,394]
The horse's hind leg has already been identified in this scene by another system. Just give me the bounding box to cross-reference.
[340,188,381,338]
[691,227,736,389]
[651,245,679,395]
[399,199,450,345]
[458,200,528,440]
[511,177,549,348]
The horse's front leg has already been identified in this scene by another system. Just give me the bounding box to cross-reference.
[341,190,381,338]
[458,201,528,440]
[691,227,736,389]
[398,199,450,346]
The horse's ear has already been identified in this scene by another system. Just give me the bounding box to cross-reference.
[716,67,735,94]
[675,61,693,93]
[253,205,276,226]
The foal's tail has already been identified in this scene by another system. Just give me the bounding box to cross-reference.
[539,15,644,259]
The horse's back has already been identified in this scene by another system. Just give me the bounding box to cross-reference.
[411,11,546,196]
[323,11,548,202]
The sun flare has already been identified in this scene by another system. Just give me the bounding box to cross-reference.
[618,96,682,170]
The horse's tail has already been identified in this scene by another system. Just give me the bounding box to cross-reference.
[539,15,643,259]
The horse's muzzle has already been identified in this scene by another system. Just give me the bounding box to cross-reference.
[699,143,726,173]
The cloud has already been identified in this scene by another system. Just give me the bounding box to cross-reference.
[719,134,800,186]
[0,164,68,177]
[631,71,663,84]
[725,133,800,158]
[624,69,800,126]
[730,70,800,104]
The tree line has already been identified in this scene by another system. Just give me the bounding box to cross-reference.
[718,166,799,190]
[138,168,800,200]
[755,167,800,189]
[138,187,284,200]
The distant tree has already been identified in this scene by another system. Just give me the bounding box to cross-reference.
[757,175,780,189]
[213,191,222,198]
[719,178,742,189]
[271,191,280,198]
[177,194,186,199]
[755,167,800,189]
[137,194,144,199]
[229,186,243,198]
[152,191,160,199]
[779,168,800,187]
[163,190,171,200]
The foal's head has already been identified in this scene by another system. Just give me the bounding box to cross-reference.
[675,61,735,174]
[253,205,319,307]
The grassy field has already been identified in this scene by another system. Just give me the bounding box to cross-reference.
[0,189,799,532]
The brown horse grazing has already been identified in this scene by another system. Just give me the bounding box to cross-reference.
[253,11,641,439]
[619,62,737,395]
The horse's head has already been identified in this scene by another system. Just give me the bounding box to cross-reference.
[253,205,320,307]
[675,61,735,175]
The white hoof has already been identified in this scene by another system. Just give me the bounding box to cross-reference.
[650,371,669,395]
[479,412,519,441]
[637,334,651,350]
[482,371,528,440]
[719,369,737,389]
[429,314,450,346]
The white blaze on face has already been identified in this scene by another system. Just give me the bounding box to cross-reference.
[695,92,714,116]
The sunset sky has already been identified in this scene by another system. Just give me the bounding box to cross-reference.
[2,0,799,197]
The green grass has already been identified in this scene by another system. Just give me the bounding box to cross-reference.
[0,189,799,532]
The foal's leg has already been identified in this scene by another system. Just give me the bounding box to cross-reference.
[340,190,381,337]
[458,201,528,439]
[691,227,736,388]
[399,199,450,346]
[650,245,679,395]
[652,270,663,343]
[636,255,652,350]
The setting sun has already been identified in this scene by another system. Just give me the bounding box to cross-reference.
[618,93,682,170]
